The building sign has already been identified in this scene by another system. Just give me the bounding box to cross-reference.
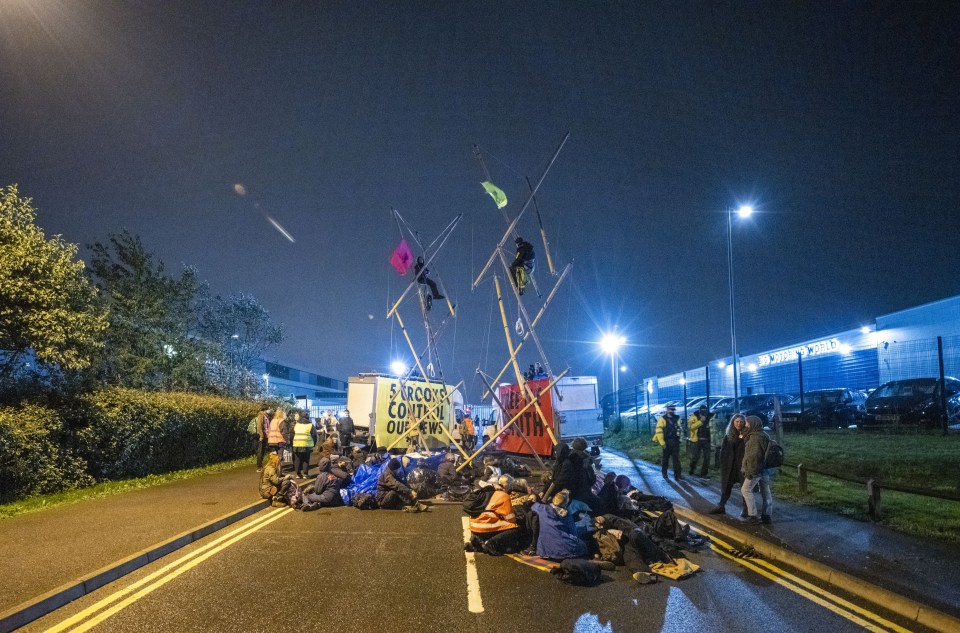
[497,377,556,456]
[373,377,453,449]
[757,337,842,367]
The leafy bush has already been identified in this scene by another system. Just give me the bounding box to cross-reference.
[69,388,258,480]
[0,403,93,502]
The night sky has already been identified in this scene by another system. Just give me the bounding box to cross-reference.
[2,2,959,400]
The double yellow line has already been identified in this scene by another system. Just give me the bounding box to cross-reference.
[700,527,913,633]
[43,507,292,633]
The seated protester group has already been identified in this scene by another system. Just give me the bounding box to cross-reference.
[466,475,525,556]
[552,437,603,514]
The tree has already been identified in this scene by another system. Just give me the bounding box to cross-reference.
[87,231,209,391]
[197,293,285,396]
[0,185,108,384]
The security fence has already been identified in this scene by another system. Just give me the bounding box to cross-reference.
[608,331,960,434]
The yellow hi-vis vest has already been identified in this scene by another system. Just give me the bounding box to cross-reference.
[293,422,314,449]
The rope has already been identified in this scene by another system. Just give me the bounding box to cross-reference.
[474,144,525,179]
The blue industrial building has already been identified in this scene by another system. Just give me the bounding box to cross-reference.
[623,294,960,409]
[254,358,347,407]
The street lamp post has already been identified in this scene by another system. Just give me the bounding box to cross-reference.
[600,332,627,422]
[727,204,753,413]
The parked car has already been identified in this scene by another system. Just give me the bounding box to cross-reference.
[780,388,866,430]
[712,393,794,427]
[863,377,960,428]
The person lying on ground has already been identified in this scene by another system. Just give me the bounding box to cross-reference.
[593,514,669,585]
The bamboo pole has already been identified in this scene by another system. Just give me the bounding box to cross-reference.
[457,370,568,472]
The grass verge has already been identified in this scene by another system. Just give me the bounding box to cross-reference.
[603,428,960,543]
[0,456,255,520]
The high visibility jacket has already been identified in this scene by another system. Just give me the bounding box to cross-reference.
[688,413,711,443]
[293,422,315,448]
[267,416,285,445]
[462,417,475,437]
[653,415,681,447]
[470,489,517,534]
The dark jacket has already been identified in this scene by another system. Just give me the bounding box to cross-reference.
[437,459,459,485]
[307,461,351,507]
[338,415,354,434]
[718,431,745,490]
[554,449,588,496]
[280,418,295,445]
[376,464,413,505]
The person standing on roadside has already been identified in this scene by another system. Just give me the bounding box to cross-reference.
[740,415,774,525]
[708,414,747,516]
[255,408,271,472]
[267,408,286,456]
[687,405,713,478]
[338,409,354,451]
[653,405,683,481]
[292,412,317,478]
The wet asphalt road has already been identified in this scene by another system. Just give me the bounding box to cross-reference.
[23,501,929,633]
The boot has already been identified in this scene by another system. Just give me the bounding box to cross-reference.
[707,505,725,515]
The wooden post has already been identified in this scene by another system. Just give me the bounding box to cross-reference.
[867,478,881,520]
[798,463,808,495]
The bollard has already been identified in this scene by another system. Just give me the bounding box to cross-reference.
[867,478,881,520]
[798,463,807,495]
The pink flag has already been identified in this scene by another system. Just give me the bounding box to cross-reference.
[389,239,414,275]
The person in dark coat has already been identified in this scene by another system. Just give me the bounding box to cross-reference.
[376,458,417,510]
[437,451,461,487]
[709,414,747,515]
[302,457,352,509]
[338,409,355,451]
[557,437,602,513]
[595,472,619,516]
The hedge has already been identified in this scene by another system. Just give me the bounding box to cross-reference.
[0,389,259,503]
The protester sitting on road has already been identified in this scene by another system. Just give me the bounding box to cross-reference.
[466,475,525,556]
[375,458,419,510]
[318,435,336,461]
[740,415,774,525]
[708,414,747,516]
[301,457,352,510]
[437,451,461,488]
[527,490,589,560]
[593,514,669,585]
[595,472,619,516]
[259,453,282,499]
[350,446,367,471]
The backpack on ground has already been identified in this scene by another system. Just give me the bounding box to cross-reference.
[593,530,624,566]
[551,558,602,586]
[351,492,378,510]
[764,439,785,469]
[461,487,495,517]
[652,510,690,542]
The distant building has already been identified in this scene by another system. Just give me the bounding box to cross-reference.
[255,358,347,408]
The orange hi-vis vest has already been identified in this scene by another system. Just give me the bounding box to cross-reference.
[267,417,285,445]
[469,489,517,534]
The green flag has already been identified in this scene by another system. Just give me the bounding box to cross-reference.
[481,181,508,209]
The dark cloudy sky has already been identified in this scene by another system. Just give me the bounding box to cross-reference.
[2,1,959,400]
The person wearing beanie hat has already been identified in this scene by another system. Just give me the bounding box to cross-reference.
[375,457,417,510]
[571,437,588,452]
[554,437,603,513]
[740,415,774,525]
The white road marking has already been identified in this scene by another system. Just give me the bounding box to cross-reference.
[461,516,484,613]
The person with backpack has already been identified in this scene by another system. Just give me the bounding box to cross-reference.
[653,405,683,481]
[740,415,774,525]
[708,414,748,516]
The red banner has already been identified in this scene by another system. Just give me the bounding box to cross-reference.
[496,378,555,456]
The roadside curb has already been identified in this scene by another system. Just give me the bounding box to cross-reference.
[0,498,270,633]
[672,505,960,633]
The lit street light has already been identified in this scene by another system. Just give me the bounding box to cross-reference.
[600,331,627,421]
[727,204,753,412]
